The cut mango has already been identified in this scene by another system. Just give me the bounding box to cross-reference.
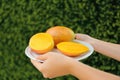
[57,42,89,57]
[29,33,54,54]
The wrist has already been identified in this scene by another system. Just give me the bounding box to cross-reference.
[87,37,96,46]
[68,59,81,75]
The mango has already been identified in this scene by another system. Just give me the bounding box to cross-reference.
[46,26,75,45]
[57,41,89,57]
[29,33,54,54]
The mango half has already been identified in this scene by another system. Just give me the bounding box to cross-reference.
[57,42,89,57]
[29,33,54,54]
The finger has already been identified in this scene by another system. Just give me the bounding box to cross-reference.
[43,73,49,78]
[75,34,81,39]
[75,33,86,39]
[36,54,48,61]
[30,59,43,71]
[36,52,54,60]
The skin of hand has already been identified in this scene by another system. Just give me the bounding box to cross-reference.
[75,33,120,61]
[75,33,95,44]
[31,52,77,79]
[31,52,120,80]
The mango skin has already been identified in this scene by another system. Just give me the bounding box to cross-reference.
[46,26,75,45]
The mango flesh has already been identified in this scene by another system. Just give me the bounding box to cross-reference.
[57,42,89,57]
[46,26,75,45]
[29,33,54,54]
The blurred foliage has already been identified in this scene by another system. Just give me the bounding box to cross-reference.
[0,0,120,80]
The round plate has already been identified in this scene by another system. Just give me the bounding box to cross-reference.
[25,40,94,62]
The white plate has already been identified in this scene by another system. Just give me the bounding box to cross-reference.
[25,40,94,62]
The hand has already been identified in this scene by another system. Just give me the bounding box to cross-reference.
[75,34,95,45]
[31,52,77,79]
[76,34,120,61]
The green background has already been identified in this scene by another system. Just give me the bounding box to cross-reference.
[0,0,120,80]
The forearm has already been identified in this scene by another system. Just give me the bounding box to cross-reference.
[91,38,120,61]
[70,61,120,80]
